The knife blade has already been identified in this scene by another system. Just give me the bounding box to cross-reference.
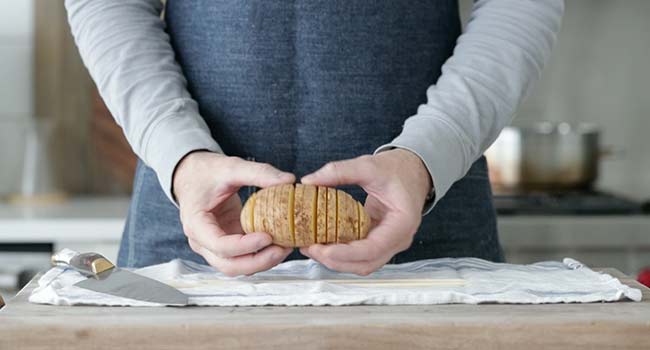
[52,248,188,306]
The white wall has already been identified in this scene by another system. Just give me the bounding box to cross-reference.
[461,0,650,201]
[0,0,34,195]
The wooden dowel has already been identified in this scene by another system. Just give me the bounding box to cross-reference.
[169,278,465,288]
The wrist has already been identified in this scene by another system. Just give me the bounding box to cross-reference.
[172,150,221,203]
[403,149,433,200]
[383,148,433,202]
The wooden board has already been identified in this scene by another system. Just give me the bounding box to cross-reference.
[1,269,649,350]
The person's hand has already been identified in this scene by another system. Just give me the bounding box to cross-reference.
[173,151,295,276]
[299,148,432,275]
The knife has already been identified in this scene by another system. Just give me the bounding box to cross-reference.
[51,248,188,306]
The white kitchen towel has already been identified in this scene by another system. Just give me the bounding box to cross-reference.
[29,257,642,307]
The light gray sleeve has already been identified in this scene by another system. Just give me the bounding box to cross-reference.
[375,0,564,215]
[65,0,223,205]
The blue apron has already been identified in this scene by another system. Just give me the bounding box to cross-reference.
[117,0,503,267]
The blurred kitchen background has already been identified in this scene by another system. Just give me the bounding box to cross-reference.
[1,0,649,300]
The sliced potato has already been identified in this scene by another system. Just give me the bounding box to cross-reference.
[266,185,276,235]
[241,184,368,247]
[268,186,287,246]
[288,184,296,246]
[336,190,357,243]
[240,192,255,233]
[304,185,317,246]
[271,184,291,246]
[358,201,370,239]
[326,187,337,244]
[293,184,307,247]
[253,188,270,233]
[316,186,327,244]
[294,184,317,247]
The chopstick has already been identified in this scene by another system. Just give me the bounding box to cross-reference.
[169,278,465,288]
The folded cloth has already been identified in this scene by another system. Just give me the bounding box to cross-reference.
[29,258,642,307]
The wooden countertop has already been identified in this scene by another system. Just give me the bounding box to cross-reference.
[1,269,649,350]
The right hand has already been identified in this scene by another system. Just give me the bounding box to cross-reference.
[173,151,295,276]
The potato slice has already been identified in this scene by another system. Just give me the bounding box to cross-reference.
[241,184,367,247]
[293,184,306,246]
[265,186,280,245]
[304,185,317,246]
[356,200,360,240]
[273,184,293,246]
[336,190,357,243]
[294,184,317,247]
[288,184,296,246]
[316,186,327,244]
[240,192,256,233]
[326,187,337,244]
[358,202,370,239]
[253,188,270,233]
[266,185,276,230]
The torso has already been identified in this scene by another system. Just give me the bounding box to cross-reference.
[117,0,503,268]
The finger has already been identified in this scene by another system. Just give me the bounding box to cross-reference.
[301,247,386,276]
[214,232,274,257]
[202,244,293,277]
[187,211,273,257]
[300,155,375,187]
[226,158,295,188]
[302,221,408,263]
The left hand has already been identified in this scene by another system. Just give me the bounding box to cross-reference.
[299,148,432,275]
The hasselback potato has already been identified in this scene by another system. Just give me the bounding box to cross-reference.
[240,184,370,247]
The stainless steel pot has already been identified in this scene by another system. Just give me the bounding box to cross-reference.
[485,122,602,193]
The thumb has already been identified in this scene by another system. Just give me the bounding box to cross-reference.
[301,156,374,187]
[227,158,295,188]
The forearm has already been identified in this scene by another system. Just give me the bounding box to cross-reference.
[65,0,222,203]
[376,0,564,213]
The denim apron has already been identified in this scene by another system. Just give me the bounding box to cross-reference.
[117,0,503,267]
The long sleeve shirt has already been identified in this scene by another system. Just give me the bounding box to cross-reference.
[65,0,563,213]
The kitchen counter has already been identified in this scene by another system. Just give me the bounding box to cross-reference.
[0,197,130,299]
[1,269,648,350]
[0,197,129,266]
[498,216,650,275]
[0,197,128,242]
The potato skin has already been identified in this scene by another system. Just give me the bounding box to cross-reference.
[240,192,255,233]
[270,184,292,247]
[326,187,337,244]
[316,186,328,244]
[241,184,370,247]
[336,190,357,244]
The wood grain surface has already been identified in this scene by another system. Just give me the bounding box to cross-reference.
[1,269,648,350]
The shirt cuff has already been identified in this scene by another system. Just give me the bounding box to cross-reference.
[143,112,223,206]
[374,116,467,216]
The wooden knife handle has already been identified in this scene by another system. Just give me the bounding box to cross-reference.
[51,248,115,278]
